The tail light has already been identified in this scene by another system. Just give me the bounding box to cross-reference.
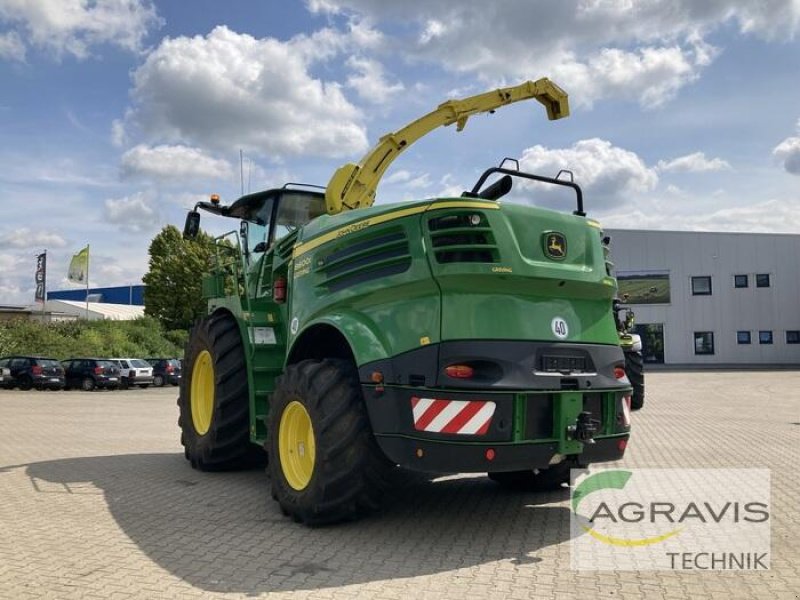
[94,366,103,375]
[614,365,626,380]
[166,364,174,374]
[274,276,287,303]
[31,365,42,375]
[445,364,474,379]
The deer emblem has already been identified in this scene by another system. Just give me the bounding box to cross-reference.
[546,233,566,258]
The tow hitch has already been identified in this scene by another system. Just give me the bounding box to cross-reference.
[568,411,600,444]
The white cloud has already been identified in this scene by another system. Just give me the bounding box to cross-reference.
[657,152,732,173]
[773,128,800,175]
[124,25,369,158]
[110,118,126,147]
[603,198,800,233]
[0,228,67,249]
[518,138,657,208]
[407,173,432,189]
[121,144,234,181]
[314,0,800,106]
[104,192,158,232]
[346,56,404,104]
[384,170,411,184]
[0,0,161,60]
[551,40,718,108]
[0,30,25,61]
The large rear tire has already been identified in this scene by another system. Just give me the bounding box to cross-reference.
[178,313,263,471]
[624,349,645,410]
[268,359,390,525]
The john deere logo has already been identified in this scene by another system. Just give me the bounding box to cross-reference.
[544,232,567,260]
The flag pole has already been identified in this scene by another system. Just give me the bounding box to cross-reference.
[85,244,90,320]
[42,249,46,319]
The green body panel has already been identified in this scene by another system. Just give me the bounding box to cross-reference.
[200,196,625,455]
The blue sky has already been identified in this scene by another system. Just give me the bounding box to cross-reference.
[1,0,800,304]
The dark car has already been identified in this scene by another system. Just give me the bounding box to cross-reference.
[146,358,182,387]
[62,358,121,391]
[0,356,65,390]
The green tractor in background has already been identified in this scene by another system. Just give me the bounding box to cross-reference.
[179,78,638,525]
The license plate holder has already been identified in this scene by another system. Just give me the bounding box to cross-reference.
[541,354,586,373]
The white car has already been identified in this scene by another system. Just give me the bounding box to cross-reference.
[0,365,10,388]
[110,358,154,389]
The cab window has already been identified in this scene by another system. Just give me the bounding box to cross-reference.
[273,193,326,242]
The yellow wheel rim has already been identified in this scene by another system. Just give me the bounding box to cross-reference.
[278,400,316,490]
[191,350,214,435]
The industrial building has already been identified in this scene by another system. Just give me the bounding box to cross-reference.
[607,229,800,366]
[47,284,144,306]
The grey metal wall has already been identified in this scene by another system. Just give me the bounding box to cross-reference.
[606,229,800,365]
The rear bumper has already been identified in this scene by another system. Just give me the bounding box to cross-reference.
[125,375,154,385]
[363,383,631,474]
[376,434,628,472]
[96,378,120,388]
[34,377,65,389]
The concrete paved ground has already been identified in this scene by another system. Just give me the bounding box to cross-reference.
[0,372,798,599]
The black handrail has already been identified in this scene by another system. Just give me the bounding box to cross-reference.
[468,166,585,216]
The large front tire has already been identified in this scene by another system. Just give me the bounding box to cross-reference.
[269,359,390,525]
[624,349,645,410]
[178,313,263,471]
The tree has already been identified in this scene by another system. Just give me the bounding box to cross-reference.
[143,225,217,331]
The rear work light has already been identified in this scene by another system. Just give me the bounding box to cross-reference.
[445,364,474,379]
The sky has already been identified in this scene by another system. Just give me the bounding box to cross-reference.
[1,0,800,305]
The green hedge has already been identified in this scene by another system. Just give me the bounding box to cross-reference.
[0,317,184,360]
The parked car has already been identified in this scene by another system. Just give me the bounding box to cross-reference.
[110,358,154,389]
[0,356,65,390]
[0,364,10,387]
[146,358,182,387]
[61,358,121,391]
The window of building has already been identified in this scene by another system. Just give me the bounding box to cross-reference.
[759,330,773,344]
[734,274,749,288]
[691,276,712,296]
[755,273,771,288]
[694,331,715,355]
[786,330,800,344]
[736,331,751,345]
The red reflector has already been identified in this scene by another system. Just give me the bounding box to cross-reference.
[614,366,626,380]
[485,448,496,461]
[273,277,287,303]
[618,439,628,451]
[445,364,474,379]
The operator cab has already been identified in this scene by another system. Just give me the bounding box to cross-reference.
[184,184,326,261]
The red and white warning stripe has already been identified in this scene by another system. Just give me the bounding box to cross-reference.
[411,397,496,435]
[621,395,632,427]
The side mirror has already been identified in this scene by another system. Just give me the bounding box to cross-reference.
[183,211,200,240]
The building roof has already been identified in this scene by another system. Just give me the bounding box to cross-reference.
[40,300,145,321]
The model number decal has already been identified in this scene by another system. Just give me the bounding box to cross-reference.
[336,220,371,238]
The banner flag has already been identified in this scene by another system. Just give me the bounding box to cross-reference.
[34,252,46,303]
[67,246,89,284]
